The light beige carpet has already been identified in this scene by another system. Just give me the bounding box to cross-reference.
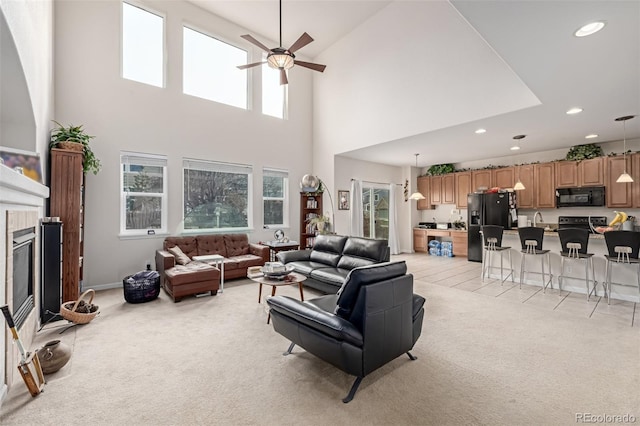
[1,271,638,425]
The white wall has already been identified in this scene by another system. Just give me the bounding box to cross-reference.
[54,0,313,287]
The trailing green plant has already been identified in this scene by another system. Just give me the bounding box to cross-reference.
[427,163,455,176]
[50,121,101,174]
[565,143,603,161]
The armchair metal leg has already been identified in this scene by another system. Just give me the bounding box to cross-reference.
[343,376,363,403]
[406,351,417,361]
[283,342,295,356]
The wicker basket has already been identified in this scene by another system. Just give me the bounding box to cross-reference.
[57,141,83,152]
[60,289,98,324]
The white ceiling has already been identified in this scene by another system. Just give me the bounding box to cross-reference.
[190,0,640,168]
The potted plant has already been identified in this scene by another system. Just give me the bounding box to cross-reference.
[49,120,102,174]
[308,214,331,232]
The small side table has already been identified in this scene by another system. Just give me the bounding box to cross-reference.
[262,241,300,262]
[192,254,225,293]
[248,272,306,324]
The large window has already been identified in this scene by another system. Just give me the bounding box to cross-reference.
[262,57,287,119]
[120,152,168,236]
[183,159,252,231]
[362,186,389,240]
[263,169,289,227]
[183,26,248,109]
[122,2,164,87]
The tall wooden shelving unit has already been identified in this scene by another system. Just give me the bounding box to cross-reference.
[49,148,84,302]
[300,192,323,249]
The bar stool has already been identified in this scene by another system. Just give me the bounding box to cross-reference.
[603,230,640,305]
[481,225,513,284]
[557,228,596,301]
[518,227,553,292]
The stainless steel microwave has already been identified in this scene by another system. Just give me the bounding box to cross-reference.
[556,186,605,207]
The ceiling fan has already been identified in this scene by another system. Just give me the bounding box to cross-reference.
[236,0,326,85]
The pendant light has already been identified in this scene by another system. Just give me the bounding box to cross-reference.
[615,115,635,183]
[409,154,426,200]
[512,135,526,190]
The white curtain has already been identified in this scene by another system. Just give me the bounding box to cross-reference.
[388,183,400,255]
[349,179,363,237]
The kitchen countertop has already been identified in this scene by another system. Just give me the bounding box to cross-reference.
[414,227,467,233]
[503,229,605,239]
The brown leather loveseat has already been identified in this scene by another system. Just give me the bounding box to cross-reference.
[155,234,269,301]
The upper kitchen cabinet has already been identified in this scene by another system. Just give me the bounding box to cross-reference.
[534,162,556,208]
[442,174,455,204]
[606,155,633,208]
[471,170,492,192]
[633,153,640,208]
[455,171,472,208]
[430,175,442,205]
[492,167,514,189]
[580,157,605,187]
[555,161,579,188]
[515,164,535,208]
[416,176,432,210]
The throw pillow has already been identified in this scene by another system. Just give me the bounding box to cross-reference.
[168,246,191,265]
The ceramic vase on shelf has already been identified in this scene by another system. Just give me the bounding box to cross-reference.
[36,340,72,374]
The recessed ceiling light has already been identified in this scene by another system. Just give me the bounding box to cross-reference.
[566,107,583,115]
[585,134,598,139]
[475,128,486,134]
[510,146,521,151]
[574,21,606,37]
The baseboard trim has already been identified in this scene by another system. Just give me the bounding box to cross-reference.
[82,282,121,292]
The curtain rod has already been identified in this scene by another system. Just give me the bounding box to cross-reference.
[351,178,403,186]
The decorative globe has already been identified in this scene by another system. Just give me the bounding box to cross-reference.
[300,174,320,192]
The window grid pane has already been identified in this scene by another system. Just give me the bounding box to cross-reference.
[122,2,163,87]
[262,60,286,118]
[126,195,162,230]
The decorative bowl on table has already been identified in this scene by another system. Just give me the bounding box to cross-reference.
[261,265,295,280]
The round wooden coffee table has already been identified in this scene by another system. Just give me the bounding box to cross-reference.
[249,272,307,324]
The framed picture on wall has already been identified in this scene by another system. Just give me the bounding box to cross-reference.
[338,190,350,210]
[0,146,43,183]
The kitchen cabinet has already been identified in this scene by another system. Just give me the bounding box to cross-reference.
[555,161,579,188]
[580,157,604,186]
[534,162,555,208]
[416,176,432,210]
[430,175,442,204]
[455,171,471,208]
[606,156,632,208]
[451,231,468,257]
[442,174,455,204]
[632,153,640,208]
[472,170,492,192]
[413,229,427,253]
[516,164,535,208]
[492,167,514,189]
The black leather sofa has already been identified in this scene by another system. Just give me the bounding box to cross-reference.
[276,234,390,293]
[267,261,425,402]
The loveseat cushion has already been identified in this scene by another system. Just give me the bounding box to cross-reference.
[164,237,198,259]
[309,267,350,286]
[197,235,227,258]
[164,261,219,286]
[336,237,390,270]
[335,261,408,319]
[229,254,264,269]
[309,235,348,267]
[224,234,250,257]
[287,261,330,275]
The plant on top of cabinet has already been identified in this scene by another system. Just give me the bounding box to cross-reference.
[426,164,455,176]
[565,143,603,161]
[50,120,102,174]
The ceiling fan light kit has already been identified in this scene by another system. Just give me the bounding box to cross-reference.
[237,0,326,85]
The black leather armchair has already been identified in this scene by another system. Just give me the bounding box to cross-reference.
[266,261,425,402]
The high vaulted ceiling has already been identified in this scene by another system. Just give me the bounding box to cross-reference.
[190,0,640,168]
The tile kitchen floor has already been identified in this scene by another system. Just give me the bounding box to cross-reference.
[393,253,638,328]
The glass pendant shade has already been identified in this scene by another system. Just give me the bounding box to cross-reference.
[513,180,526,190]
[267,53,294,70]
[615,115,635,183]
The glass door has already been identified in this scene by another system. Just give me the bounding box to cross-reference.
[362,186,389,239]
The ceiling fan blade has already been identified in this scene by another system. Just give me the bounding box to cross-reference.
[280,69,288,85]
[294,60,326,73]
[237,61,267,70]
[240,34,272,53]
[288,32,314,53]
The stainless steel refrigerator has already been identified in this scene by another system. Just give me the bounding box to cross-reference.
[467,192,517,262]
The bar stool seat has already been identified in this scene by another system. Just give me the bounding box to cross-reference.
[481,225,513,284]
[518,227,553,292]
[558,228,597,301]
[603,231,640,305]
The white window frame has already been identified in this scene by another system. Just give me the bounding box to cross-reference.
[182,158,253,233]
[121,1,166,88]
[119,151,168,237]
[262,168,289,228]
[182,24,249,109]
